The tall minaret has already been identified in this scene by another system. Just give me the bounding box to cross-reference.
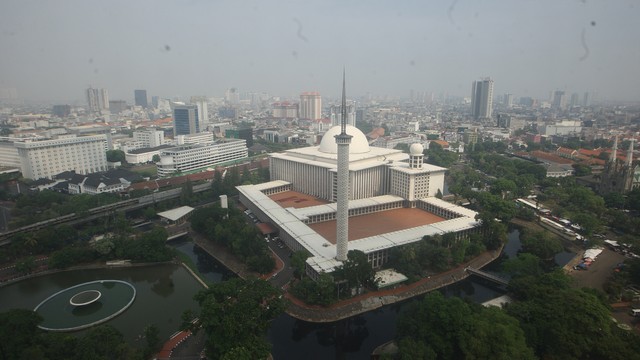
[335,70,352,262]
[627,138,635,167]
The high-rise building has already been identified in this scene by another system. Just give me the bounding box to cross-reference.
[552,90,567,110]
[470,78,493,120]
[225,88,240,105]
[86,87,109,114]
[272,102,299,118]
[225,128,253,148]
[172,104,200,137]
[570,93,580,107]
[504,94,513,108]
[52,105,71,118]
[133,129,165,148]
[191,97,208,130]
[15,135,109,179]
[583,92,591,107]
[330,100,356,127]
[299,92,322,120]
[134,90,148,108]
[151,96,159,109]
[109,100,127,114]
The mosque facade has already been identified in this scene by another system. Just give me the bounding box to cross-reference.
[237,124,481,279]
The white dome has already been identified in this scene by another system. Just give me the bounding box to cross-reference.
[318,125,370,154]
[409,143,424,155]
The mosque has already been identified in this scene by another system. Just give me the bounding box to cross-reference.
[237,78,481,280]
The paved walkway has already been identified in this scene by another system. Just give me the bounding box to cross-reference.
[156,329,192,359]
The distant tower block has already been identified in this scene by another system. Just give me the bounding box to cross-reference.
[335,71,352,262]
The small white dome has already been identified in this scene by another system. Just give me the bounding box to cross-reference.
[410,143,424,155]
[318,125,370,154]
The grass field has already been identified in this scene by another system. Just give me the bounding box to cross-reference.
[130,163,157,177]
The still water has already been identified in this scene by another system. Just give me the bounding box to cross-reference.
[170,238,508,360]
[0,227,574,359]
[0,264,202,344]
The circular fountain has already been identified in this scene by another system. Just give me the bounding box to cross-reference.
[34,280,136,332]
[69,290,102,306]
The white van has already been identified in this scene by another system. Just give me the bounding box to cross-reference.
[630,309,640,317]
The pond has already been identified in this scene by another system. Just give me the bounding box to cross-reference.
[0,264,202,344]
[0,226,575,358]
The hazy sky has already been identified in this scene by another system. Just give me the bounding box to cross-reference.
[1,0,639,103]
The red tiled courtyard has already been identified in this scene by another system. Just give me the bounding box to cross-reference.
[269,190,330,209]
[309,208,446,244]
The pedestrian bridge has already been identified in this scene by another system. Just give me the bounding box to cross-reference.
[166,231,188,241]
[465,267,510,287]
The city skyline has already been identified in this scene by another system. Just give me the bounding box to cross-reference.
[1,1,639,103]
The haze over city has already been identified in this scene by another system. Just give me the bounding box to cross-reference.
[2,0,639,103]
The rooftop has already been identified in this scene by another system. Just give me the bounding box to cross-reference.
[157,206,195,221]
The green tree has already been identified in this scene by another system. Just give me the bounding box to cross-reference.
[604,191,626,209]
[572,163,592,176]
[143,206,157,220]
[520,230,563,261]
[394,143,410,153]
[397,292,534,360]
[507,271,640,360]
[290,273,337,305]
[291,250,311,279]
[335,250,377,290]
[15,256,37,275]
[75,325,135,360]
[180,179,194,205]
[0,309,43,360]
[502,253,545,277]
[192,278,285,360]
[490,178,517,200]
[92,237,115,256]
[626,188,640,211]
[143,324,161,358]
[152,154,161,162]
[106,149,126,163]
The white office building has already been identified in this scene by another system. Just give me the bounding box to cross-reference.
[133,129,165,148]
[299,92,322,120]
[15,135,109,179]
[175,132,214,146]
[86,88,109,114]
[157,139,248,177]
[191,97,209,130]
[0,140,21,169]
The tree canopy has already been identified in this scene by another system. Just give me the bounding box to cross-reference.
[0,309,140,360]
[397,292,535,360]
[190,277,285,360]
[507,271,640,360]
